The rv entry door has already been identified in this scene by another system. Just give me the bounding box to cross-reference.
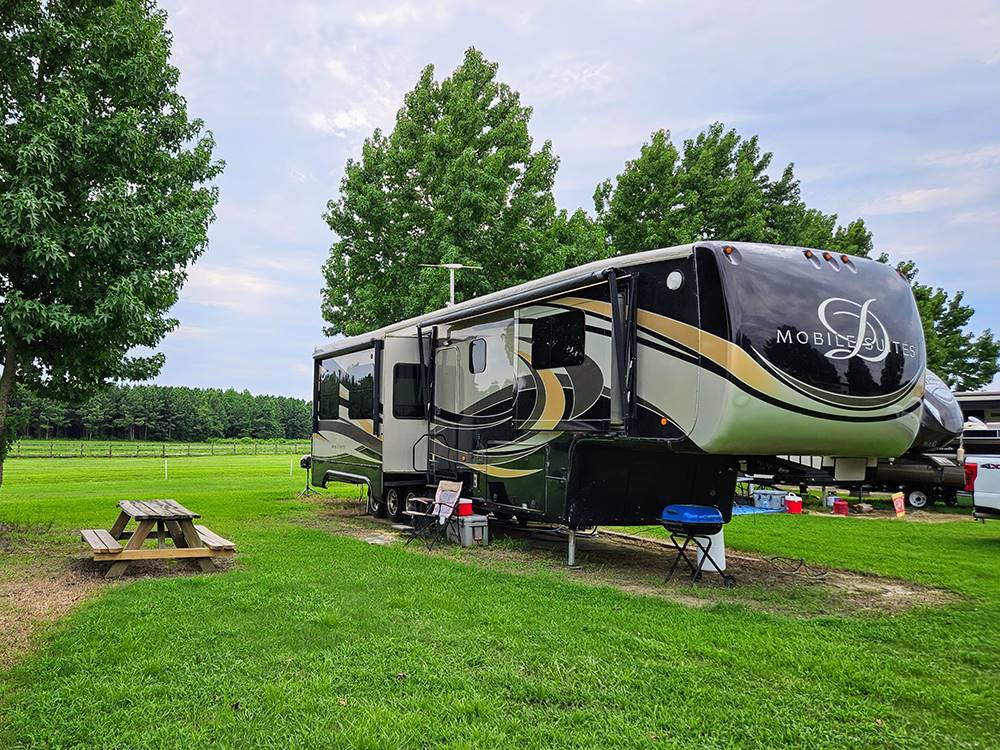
[381,335,429,474]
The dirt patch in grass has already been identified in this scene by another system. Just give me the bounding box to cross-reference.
[802,507,970,524]
[0,519,235,670]
[302,499,959,618]
[0,570,98,670]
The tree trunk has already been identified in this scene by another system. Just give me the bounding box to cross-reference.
[0,340,18,487]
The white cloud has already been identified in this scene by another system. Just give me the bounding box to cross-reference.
[308,108,374,136]
[921,144,1000,169]
[860,187,973,215]
[301,56,404,138]
[950,209,1000,226]
[526,59,614,101]
[167,324,217,340]
[353,0,451,29]
[181,265,290,313]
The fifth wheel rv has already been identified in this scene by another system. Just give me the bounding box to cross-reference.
[308,242,928,528]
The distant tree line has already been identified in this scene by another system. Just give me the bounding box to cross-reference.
[9,385,311,442]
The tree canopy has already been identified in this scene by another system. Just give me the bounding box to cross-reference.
[594,124,874,258]
[0,0,222,480]
[321,48,565,336]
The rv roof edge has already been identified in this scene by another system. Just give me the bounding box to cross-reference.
[313,242,698,359]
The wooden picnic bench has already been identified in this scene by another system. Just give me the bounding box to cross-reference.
[81,499,235,578]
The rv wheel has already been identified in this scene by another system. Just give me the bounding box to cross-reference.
[384,487,403,522]
[368,489,387,518]
[404,488,420,514]
[906,488,930,510]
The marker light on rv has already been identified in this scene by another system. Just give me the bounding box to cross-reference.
[804,249,814,259]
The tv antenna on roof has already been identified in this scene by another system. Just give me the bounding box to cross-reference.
[420,263,481,306]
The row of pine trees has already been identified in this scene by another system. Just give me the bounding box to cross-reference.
[10,385,312,442]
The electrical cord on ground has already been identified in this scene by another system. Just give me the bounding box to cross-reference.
[763,555,828,580]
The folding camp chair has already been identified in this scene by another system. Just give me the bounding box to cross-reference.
[403,480,463,550]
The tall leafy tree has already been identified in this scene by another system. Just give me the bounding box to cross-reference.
[597,123,997,387]
[896,262,999,390]
[595,123,869,255]
[322,48,563,336]
[0,0,222,482]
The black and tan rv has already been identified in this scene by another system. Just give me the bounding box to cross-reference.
[308,241,927,527]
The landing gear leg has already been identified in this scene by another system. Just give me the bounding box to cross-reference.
[567,527,578,568]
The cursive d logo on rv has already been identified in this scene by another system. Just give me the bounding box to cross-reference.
[774,297,918,361]
[818,297,889,361]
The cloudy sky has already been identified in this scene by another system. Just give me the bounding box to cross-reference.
[154,0,1000,399]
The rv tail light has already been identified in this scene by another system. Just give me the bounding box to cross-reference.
[964,463,978,492]
[723,245,734,255]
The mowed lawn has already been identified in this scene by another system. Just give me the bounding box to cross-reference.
[1,458,999,749]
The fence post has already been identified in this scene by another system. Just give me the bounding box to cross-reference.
[50,443,53,457]
[232,442,236,455]
[109,444,112,458]
[81,443,84,457]
[210,443,214,455]
[188,444,191,456]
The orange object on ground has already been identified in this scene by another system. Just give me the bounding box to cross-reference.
[833,499,849,516]
[785,497,803,514]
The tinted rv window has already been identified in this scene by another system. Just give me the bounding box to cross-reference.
[346,364,374,420]
[317,358,340,420]
[393,364,425,419]
[531,310,585,369]
[469,339,487,374]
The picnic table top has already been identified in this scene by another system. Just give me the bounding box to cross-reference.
[118,499,200,520]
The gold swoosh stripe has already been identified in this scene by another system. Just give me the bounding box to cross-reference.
[464,462,542,478]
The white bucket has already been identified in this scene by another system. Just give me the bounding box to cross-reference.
[696,529,727,572]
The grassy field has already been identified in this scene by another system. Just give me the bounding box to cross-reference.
[1,457,999,749]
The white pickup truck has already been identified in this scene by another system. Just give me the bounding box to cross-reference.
[960,422,1000,520]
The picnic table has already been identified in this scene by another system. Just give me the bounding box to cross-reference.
[81,499,235,578]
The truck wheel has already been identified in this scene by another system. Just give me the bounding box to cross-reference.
[368,489,387,518]
[906,488,931,510]
[385,487,403,522]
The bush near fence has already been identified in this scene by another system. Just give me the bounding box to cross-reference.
[10,440,311,458]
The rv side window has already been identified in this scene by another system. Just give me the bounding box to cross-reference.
[346,364,375,420]
[317,358,340,420]
[393,363,425,419]
[469,338,487,374]
[531,310,585,369]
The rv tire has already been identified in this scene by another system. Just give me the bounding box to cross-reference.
[368,489,387,518]
[385,487,404,522]
[404,488,420,515]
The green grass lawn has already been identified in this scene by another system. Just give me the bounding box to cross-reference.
[1,457,999,749]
